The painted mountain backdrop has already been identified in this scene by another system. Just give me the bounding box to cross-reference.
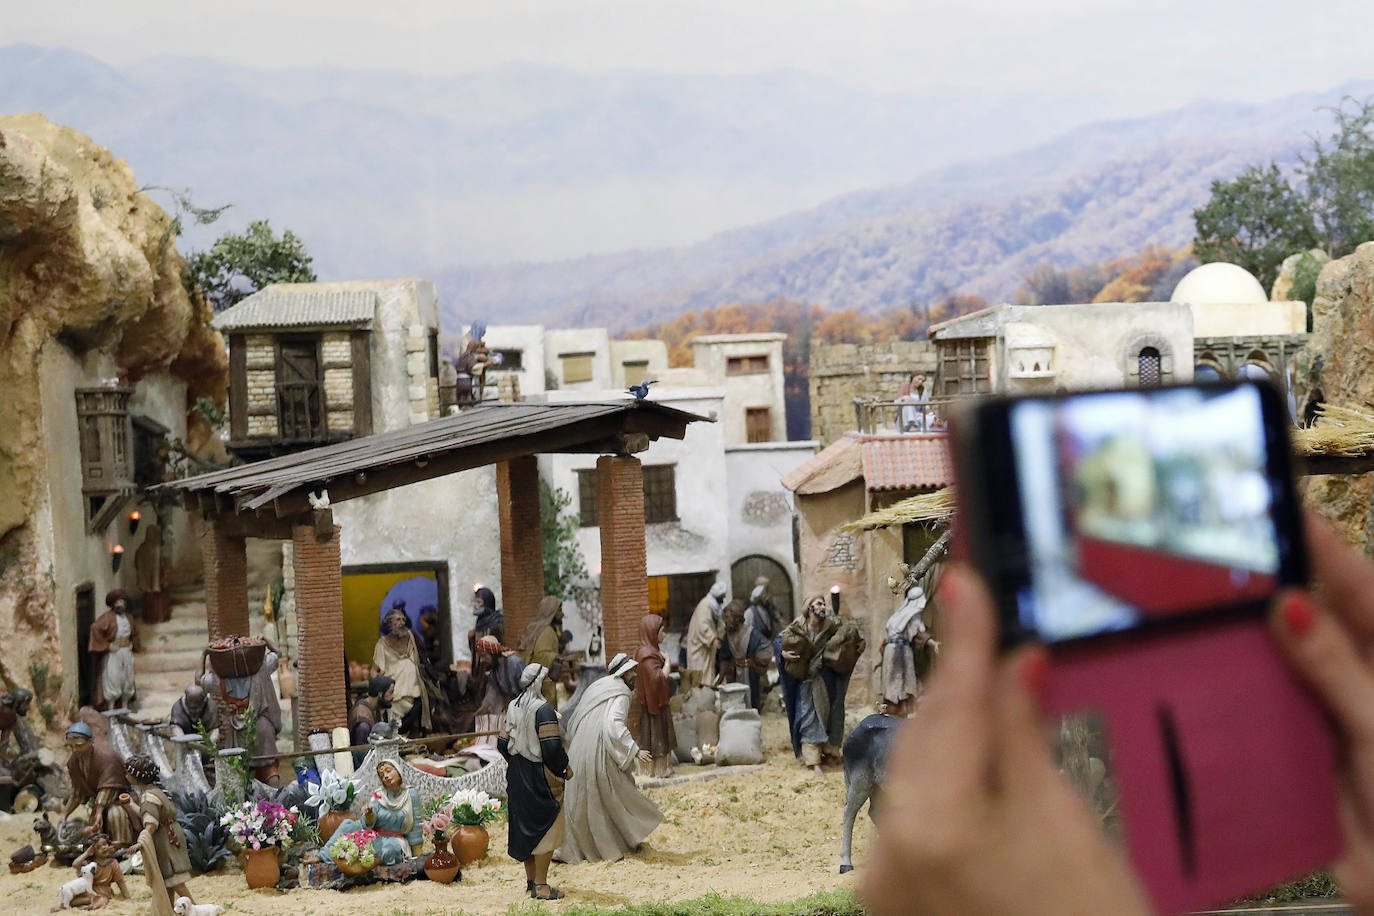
[3,43,1369,331]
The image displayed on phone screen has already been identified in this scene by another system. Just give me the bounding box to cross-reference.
[1009,384,1280,643]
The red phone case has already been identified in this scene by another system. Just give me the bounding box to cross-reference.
[947,419,1342,913]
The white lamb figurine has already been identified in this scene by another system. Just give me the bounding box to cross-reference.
[54,862,96,910]
[173,897,223,916]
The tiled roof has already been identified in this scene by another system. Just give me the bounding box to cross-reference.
[858,433,952,491]
[779,436,863,494]
[211,286,379,331]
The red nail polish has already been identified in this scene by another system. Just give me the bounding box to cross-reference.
[1283,593,1316,638]
[1021,652,1048,697]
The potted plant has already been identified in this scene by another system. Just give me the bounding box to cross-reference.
[420,796,458,883]
[326,828,380,877]
[440,789,502,866]
[220,798,298,889]
[305,771,357,842]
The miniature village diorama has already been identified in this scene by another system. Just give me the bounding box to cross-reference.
[5,112,1374,914]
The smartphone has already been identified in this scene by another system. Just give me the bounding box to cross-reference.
[952,379,1307,650]
[951,379,1339,915]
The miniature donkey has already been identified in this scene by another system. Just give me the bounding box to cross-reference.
[839,713,901,874]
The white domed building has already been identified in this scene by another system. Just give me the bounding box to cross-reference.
[1168,263,1308,387]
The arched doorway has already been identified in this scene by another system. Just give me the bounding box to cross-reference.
[731,555,794,634]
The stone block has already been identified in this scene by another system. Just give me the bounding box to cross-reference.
[408,383,427,401]
[327,410,354,432]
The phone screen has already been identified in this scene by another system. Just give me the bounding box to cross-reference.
[997,382,1302,645]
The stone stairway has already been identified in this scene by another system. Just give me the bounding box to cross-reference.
[132,584,210,724]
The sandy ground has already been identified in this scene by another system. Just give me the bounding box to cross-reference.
[0,711,876,915]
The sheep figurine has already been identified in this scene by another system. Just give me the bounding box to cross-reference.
[173,897,223,916]
[53,861,96,910]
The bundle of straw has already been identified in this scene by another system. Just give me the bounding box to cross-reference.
[1293,403,1374,457]
[841,486,956,532]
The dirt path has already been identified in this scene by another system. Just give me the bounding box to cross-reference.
[0,713,875,915]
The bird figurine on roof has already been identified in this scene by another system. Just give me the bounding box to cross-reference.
[628,380,657,400]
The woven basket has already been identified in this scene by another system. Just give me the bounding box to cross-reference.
[207,643,266,680]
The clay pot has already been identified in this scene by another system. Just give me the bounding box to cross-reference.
[336,859,373,877]
[242,846,280,889]
[317,809,348,843]
[452,825,489,865]
[424,835,461,884]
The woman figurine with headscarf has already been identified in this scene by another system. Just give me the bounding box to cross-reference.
[558,653,660,863]
[880,584,940,716]
[373,602,431,734]
[323,759,422,866]
[499,663,571,900]
[633,614,676,779]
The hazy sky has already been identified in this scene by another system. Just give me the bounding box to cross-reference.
[13,0,1374,111]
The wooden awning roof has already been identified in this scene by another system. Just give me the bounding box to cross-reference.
[164,400,706,519]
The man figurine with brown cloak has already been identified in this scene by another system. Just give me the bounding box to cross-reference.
[61,722,139,849]
[89,590,140,711]
[499,663,570,901]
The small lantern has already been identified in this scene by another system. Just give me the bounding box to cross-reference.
[830,585,841,615]
[128,510,141,536]
[111,544,125,573]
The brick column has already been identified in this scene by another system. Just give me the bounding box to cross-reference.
[497,455,545,646]
[292,524,348,735]
[200,521,249,640]
[597,455,649,660]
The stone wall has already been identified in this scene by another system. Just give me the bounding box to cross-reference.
[244,335,278,437]
[1294,241,1374,552]
[809,341,938,446]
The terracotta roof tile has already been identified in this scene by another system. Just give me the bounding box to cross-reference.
[858,434,952,491]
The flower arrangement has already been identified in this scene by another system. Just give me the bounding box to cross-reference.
[327,829,379,870]
[220,798,299,851]
[305,770,357,813]
[422,790,502,841]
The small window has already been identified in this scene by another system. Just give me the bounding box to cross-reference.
[623,360,649,387]
[644,465,677,523]
[561,352,595,384]
[745,406,772,443]
[428,330,440,379]
[726,354,770,375]
[647,576,669,617]
[1137,347,1161,388]
[576,469,599,527]
[939,338,992,395]
[491,348,524,371]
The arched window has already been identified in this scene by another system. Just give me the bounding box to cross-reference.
[1138,347,1162,388]
[1194,363,1222,381]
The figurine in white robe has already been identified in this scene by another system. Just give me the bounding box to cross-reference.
[685,583,726,687]
[556,653,662,863]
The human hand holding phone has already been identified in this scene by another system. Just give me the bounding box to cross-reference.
[1269,513,1374,916]
[861,565,1154,916]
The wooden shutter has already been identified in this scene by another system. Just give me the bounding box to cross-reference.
[352,331,373,435]
[229,335,248,442]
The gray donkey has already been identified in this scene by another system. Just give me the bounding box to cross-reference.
[839,713,902,874]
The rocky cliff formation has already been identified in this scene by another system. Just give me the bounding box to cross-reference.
[1295,241,1374,551]
[0,114,227,699]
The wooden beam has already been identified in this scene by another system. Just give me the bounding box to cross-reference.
[262,412,634,515]
[1300,455,1374,477]
[208,512,302,540]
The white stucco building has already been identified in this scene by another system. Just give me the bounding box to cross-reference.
[481,323,814,653]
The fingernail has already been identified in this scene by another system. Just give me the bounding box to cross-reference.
[1021,651,1048,699]
[1282,592,1317,638]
